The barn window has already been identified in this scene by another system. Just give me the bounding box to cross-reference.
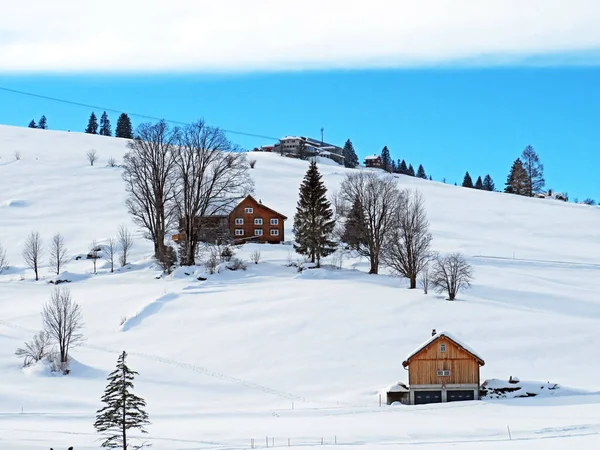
[270,218,279,225]
[244,207,253,214]
[440,344,446,353]
[235,229,244,236]
[235,217,244,225]
[270,229,279,236]
[254,218,263,225]
[436,369,451,377]
[254,229,263,236]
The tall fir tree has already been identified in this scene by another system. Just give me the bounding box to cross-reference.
[115,113,134,139]
[482,174,495,191]
[407,164,415,176]
[99,111,112,136]
[86,112,99,134]
[293,161,337,266]
[341,195,367,251]
[520,145,545,196]
[416,164,427,179]
[390,160,397,173]
[462,171,474,188]
[28,119,37,128]
[504,158,528,195]
[475,175,483,189]
[94,351,150,450]
[398,160,408,175]
[37,115,48,130]
[380,146,392,172]
[342,139,359,168]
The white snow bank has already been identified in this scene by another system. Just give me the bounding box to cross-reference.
[2,199,29,207]
[121,292,180,331]
[482,378,591,399]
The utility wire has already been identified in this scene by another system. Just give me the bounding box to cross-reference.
[0,85,279,141]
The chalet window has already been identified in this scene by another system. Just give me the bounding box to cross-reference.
[270,218,279,225]
[244,207,253,214]
[440,344,446,353]
[235,217,244,225]
[254,229,263,236]
[254,218,263,225]
[270,229,279,236]
[436,369,451,377]
[235,229,244,236]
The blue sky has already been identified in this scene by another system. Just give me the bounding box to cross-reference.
[0,68,598,200]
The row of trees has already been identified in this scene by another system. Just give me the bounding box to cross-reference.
[292,166,473,299]
[462,172,495,191]
[380,146,430,179]
[15,226,133,281]
[122,119,253,268]
[504,145,544,196]
[86,112,134,138]
[28,115,47,129]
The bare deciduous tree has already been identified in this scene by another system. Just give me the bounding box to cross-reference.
[430,253,474,300]
[23,231,43,281]
[15,330,51,367]
[103,237,117,273]
[249,159,257,168]
[107,156,117,167]
[14,151,21,161]
[420,262,430,294]
[339,172,403,274]
[118,225,133,267]
[0,241,8,273]
[173,120,253,266]
[42,287,84,368]
[49,233,69,275]
[382,189,432,288]
[89,240,100,274]
[521,145,545,197]
[122,121,178,264]
[86,149,99,166]
[250,249,261,264]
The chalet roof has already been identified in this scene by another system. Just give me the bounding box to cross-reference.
[365,155,381,160]
[242,195,288,220]
[402,331,485,367]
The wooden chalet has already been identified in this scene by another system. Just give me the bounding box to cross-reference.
[173,195,287,245]
[387,330,485,405]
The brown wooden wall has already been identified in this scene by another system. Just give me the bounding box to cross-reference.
[229,197,285,244]
[408,336,480,386]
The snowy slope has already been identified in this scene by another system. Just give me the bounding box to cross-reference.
[1,124,600,449]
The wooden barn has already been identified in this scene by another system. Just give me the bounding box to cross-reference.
[388,330,485,405]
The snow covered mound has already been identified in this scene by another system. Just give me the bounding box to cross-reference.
[482,378,592,399]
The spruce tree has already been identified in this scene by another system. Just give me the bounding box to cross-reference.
[341,195,367,251]
[395,159,403,174]
[429,175,432,181]
[462,171,474,188]
[86,112,99,134]
[482,174,495,191]
[398,160,408,175]
[407,164,415,177]
[116,113,134,139]
[475,175,483,189]
[342,139,359,168]
[520,145,545,196]
[390,160,397,173]
[293,161,337,266]
[380,146,392,172]
[28,120,37,128]
[38,115,48,130]
[504,158,528,195]
[416,164,427,179]
[94,351,150,450]
[99,111,112,136]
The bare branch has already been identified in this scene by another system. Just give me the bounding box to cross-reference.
[118,225,134,267]
[430,253,474,300]
[15,330,51,368]
[250,249,261,264]
[86,149,99,166]
[103,237,117,273]
[0,241,8,273]
[22,231,43,281]
[49,232,69,275]
[89,240,100,274]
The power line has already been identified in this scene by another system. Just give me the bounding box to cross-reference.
[0,85,279,141]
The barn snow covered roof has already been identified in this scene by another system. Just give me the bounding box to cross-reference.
[402,331,485,367]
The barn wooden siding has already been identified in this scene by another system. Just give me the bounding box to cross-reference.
[407,336,480,386]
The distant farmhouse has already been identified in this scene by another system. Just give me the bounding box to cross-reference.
[364,155,382,168]
[387,330,485,405]
[173,195,287,245]
[253,136,345,165]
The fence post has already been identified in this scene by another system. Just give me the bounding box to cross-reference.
[379,394,382,407]
[507,425,512,440]
[335,435,337,445]
[266,436,268,448]
[272,437,274,447]
[321,437,324,445]
[288,438,290,446]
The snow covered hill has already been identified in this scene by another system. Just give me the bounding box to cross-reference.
[0,124,599,449]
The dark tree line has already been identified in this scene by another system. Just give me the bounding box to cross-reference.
[28,115,47,129]
[461,171,495,191]
[378,146,429,179]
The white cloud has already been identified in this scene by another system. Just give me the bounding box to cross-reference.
[2,0,600,72]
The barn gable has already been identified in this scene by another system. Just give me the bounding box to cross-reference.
[402,331,485,368]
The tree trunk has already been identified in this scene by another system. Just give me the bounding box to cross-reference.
[369,255,379,274]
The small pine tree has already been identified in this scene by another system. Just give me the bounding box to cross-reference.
[115,113,134,139]
[99,111,112,136]
[342,139,359,168]
[38,115,48,130]
[482,174,495,191]
[398,160,408,175]
[462,171,473,188]
[293,162,337,266]
[504,158,528,195]
[380,146,392,172]
[416,164,427,179]
[475,176,483,189]
[341,195,367,251]
[407,164,415,177]
[86,112,99,134]
[94,351,150,449]
[429,175,432,181]
[28,120,37,128]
